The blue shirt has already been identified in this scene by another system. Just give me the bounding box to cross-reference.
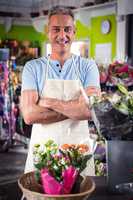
[22,55,100,95]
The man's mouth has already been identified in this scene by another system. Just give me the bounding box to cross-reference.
[56,40,69,45]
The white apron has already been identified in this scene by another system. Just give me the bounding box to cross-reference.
[25,56,95,175]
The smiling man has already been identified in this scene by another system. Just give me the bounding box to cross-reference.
[21,6,101,174]
[48,12,75,63]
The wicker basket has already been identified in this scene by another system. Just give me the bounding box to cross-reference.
[18,172,95,200]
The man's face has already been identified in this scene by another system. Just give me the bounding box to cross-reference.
[48,14,75,55]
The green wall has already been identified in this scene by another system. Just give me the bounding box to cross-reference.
[0,24,46,50]
[75,14,116,61]
[75,20,91,39]
[0,14,116,60]
[90,14,116,60]
[0,24,5,39]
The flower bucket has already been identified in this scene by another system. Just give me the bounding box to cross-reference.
[18,172,95,200]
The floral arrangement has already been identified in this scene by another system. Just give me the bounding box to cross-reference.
[107,61,133,87]
[113,84,133,116]
[33,140,91,195]
[91,84,133,140]
[108,61,129,78]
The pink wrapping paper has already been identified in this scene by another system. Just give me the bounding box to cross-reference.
[41,166,78,195]
[62,166,78,194]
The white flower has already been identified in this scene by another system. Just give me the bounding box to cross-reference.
[109,93,121,104]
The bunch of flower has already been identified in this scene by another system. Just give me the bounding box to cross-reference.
[90,84,133,140]
[108,61,129,79]
[33,140,91,195]
[92,84,133,116]
[113,84,133,116]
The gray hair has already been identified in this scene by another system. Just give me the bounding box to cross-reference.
[48,6,74,20]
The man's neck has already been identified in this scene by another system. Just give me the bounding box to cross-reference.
[50,52,72,67]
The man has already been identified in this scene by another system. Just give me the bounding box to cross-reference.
[21,6,101,174]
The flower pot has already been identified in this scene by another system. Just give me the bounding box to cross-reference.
[18,171,95,200]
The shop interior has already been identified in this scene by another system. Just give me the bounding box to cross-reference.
[0,0,133,200]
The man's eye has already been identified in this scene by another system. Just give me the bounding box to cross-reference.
[64,27,72,33]
[52,28,60,32]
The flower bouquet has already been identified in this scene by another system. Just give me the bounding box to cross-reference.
[107,61,133,86]
[108,61,131,80]
[90,84,133,140]
[33,140,92,195]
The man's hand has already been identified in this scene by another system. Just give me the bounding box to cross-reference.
[39,98,57,109]
[38,86,101,121]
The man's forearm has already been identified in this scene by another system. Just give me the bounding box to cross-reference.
[41,98,91,120]
[49,86,101,120]
[21,104,67,125]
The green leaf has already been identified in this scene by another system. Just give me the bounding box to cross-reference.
[34,144,40,148]
[117,84,128,96]
[115,102,129,115]
[79,154,92,173]
[34,170,41,183]
[34,162,45,170]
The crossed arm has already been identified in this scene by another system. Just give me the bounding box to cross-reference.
[20,90,67,125]
[20,87,101,125]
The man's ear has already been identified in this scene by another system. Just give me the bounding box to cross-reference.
[73,26,76,34]
[44,25,48,34]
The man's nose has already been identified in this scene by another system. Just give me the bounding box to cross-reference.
[59,29,66,38]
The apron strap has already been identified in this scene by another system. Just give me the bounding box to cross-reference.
[46,55,81,82]
[46,55,81,83]
[40,55,50,97]
[72,55,83,87]
[72,55,89,104]
[45,54,50,81]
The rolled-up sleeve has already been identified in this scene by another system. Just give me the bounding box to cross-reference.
[21,61,37,91]
[84,60,100,88]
